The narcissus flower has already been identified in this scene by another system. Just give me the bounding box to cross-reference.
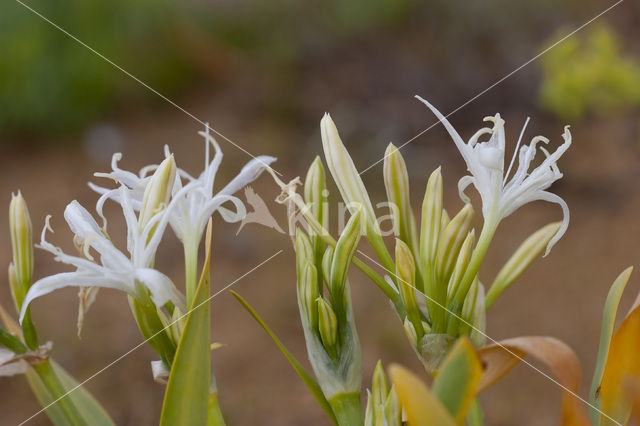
[19,191,184,323]
[416,96,571,255]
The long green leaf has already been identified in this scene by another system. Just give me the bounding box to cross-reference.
[24,360,115,426]
[160,221,213,426]
[230,290,338,424]
[589,266,633,424]
[1,302,113,425]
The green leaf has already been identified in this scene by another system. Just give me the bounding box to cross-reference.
[589,266,633,424]
[230,290,338,425]
[0,302,113,425]
[160,220,213,426]
[432,337,482,424]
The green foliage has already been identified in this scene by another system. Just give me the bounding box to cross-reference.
[0,0,194,134]
[539,25,640,120]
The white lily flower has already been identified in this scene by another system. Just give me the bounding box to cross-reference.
[19,190,185,323]
[89,125,276,246]
[415,96,571,255]
[168,125,277,245]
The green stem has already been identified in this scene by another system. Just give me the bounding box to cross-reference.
[32,360,85,425]
[328,392,364,426]
[447,219,498,335]
[207,391,226,426]
[184,238,199,307]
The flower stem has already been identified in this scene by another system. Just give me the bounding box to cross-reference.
[446,219,498,335]
[184,238,199,308]
[32,359,85,425]
[328,392,364,426]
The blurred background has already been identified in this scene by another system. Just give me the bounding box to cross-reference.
[1,0,640,424]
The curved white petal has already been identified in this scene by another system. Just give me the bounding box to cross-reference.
[218,155,277,197]
[134,268,185,311]
[457,176,474,204]
[20,272,128,323]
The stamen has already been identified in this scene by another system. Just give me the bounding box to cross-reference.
[504,117,530,185]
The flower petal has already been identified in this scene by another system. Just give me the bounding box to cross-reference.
[20,272,129,323]
[218,155,277,197]
[134,268,185,311]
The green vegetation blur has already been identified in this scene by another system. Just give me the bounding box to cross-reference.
[0,0,415,136]
[538,25,640,120]
[1,0,638,136]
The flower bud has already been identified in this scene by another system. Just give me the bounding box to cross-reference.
[384,143,417,250]
[446,230,475,302]
[320,114,394,269]
[395,239,417,314]
[403,317,418,347]
[322,246,334,287]
[420,167,443,264]
[9,192,33,308]
[294,229,314,282]
[300,263,319,328]
[371,360,389,408]
[329,210,362,299]
[485,222,561,308]
[304,156,328,231]
[435,203,474,283]
[138,155,176,229]
[317,297,338,354]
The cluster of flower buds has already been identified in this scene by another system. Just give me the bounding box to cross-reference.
[292,158,364,424]
[364,361,401,426]
[318,102,571,372]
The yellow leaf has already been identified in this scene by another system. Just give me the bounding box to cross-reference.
[600,305,640,425]
[389,364,455,426]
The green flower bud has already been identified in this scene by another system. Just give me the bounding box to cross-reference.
[446,230,475,303]
[300,262,319,328]
[9,191,33,308]
[403,317,418,347]
[383,386,401,426]
[420,167,443,265]
[435,203,474,283]
[395,239,417,313]
[294,229,313,283]
[329,210,362,300]
[322,246,334,288]
[383,143,418,251]
[304,156,328,231]
[320,114,394,271]
[304,157,328,277]
[486,222,561,308]
[371,360,389,408]
[138,155,176,230]
[317,297,338,354]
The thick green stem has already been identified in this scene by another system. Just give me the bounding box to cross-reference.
[184,239,199,307]
[447,219,498,335]
[32,360,85,425]
[207,391,226,426]
[328,392,364,426]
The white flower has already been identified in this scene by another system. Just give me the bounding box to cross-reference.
[415,96,571,255]
[168,126,276,245]
[19,190,184,323]
[90,125,276,246]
